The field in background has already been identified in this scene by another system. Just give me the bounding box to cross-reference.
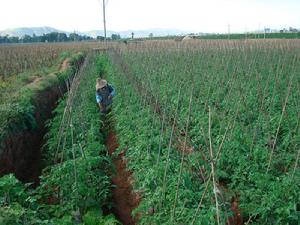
[0,42,114,79]
[0,41,114,111]
[197,32,300,40]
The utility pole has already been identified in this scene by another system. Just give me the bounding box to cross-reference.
[102,0,107,41]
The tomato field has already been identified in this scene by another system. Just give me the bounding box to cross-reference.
[0,39,299,224]
[109,40,300,224]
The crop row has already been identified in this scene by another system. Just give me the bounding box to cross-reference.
[111,40,300,224]
[102,53,215,224]
[0,42,115,79]
[0,53,118,224]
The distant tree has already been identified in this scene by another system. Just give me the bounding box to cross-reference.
[111,34,121,40]
[97,36,105,41]
[22,35,32,43]
[149,33,153,38]
[32,33,37,42]
[57,33,68,42]
[32,33,43,42]
[69,33,81,41]
[81,35,93,41]
[0,35,19,43]
[0,32,94,44]
[38,32,66,42]
[131,32,134,39]
[0,35,9,43]
[9,36,19,43]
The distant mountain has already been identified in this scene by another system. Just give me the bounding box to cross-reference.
[0,26,195,38]
[0,27,65,37]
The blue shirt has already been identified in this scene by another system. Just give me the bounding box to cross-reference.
[96,84,116,103]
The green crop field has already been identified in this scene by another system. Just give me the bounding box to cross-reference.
[111,39,300,224]
[0,39,299,224]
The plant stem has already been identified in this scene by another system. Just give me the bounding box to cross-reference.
[160,86,181,209]
[171,88,193,221]
[267,75,293,172]
[190,172,212,225]
[209,106,220,225]
[292,148,300,179]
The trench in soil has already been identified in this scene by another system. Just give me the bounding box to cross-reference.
[0,85,67,185]
[0,59,79,185]
[103,123,140,225]
[0,56,141,224]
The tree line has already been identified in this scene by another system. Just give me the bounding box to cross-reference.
[0,32,121,44]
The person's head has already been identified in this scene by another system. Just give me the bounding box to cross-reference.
[96,78,108,91]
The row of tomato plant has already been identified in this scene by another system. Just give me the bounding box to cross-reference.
[101,52,230,224]
[0,53,118,224]
[112,40,299,224]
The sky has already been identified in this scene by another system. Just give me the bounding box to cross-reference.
[0,0,300,33]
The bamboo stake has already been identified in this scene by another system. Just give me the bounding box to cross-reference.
[156,109,166,165]
[208,106,220,225]
[191,172,212,225]
[171,88,193,221]
[292,148,300,179]
[215,98,241,161]
[267,76,293,172]
[160,86,181,209]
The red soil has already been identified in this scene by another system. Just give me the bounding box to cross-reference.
[106,131,141,225]
[219,182,243,225]
[228,196,243,225]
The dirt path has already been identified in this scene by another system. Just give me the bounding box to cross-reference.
[106,130,140,225]
[23,58,70,90]
[59,58,69,72]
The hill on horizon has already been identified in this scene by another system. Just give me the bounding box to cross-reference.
[0,26,195,38]
[0,27,65,37]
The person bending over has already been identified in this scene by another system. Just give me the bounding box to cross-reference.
[95,78,116,114]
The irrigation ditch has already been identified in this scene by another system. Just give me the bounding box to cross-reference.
[0,49,140,224]
[0,56,84,185]
[102,123,140,225]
